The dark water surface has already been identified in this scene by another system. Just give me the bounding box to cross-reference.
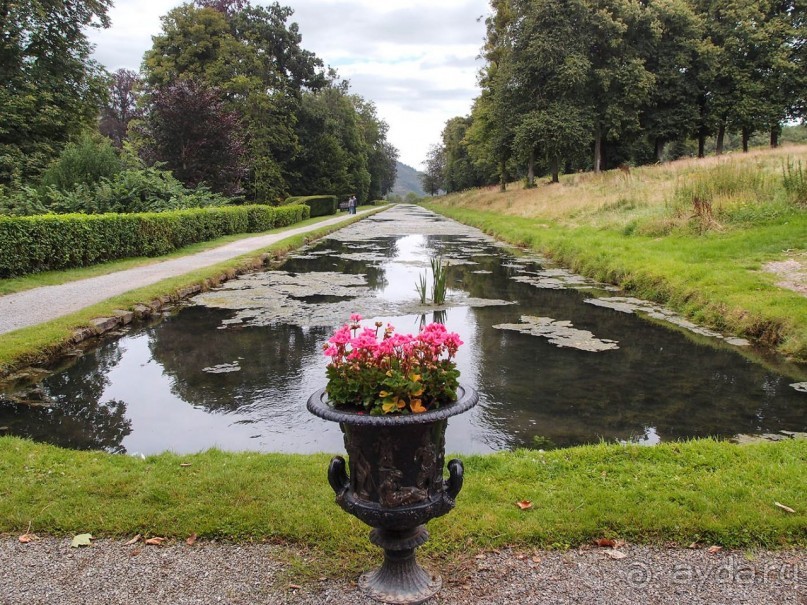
[1,205,805,455]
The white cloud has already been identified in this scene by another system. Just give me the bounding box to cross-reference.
[88,0,489,169]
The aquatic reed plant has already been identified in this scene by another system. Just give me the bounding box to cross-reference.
[431,256,447,305]
[414,256,448,305]
[416,271,428,304]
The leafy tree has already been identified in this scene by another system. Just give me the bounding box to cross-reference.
[507,0,592,182]
[290,86,369,200]
[477,0,517,190]
[584,0,655,171]
[353,98,398,200]
[688,0,799,153]
[421,145,445,196]
[514,105,592,183]
[464,91,503,185]
[442,117,486,192]
[142,1,328,202]
[140,78,247,196]
[99,69,143,148]
[639,0,704,162]
[0,0,111,185]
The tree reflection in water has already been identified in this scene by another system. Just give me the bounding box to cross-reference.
[148,307,329,414]
[0,345,132,453]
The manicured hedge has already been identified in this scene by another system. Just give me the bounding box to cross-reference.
[0,204,310,278]
[283,195,337,217]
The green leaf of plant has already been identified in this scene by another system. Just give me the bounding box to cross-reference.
[71,533,93,548]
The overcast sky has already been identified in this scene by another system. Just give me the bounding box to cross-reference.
[87,0,490,170]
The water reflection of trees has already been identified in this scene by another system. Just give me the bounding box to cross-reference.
[466,281,806,449]
[148,307,329,413]
[282,239,391,291]
[0,345,132,452]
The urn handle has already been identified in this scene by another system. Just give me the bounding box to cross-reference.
[445,458,464,499]
[328,455,349,496]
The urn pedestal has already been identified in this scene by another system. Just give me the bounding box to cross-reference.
[307,385,479,605]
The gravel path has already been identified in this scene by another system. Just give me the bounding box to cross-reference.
[1,538,803,604]
[0,210,372,335]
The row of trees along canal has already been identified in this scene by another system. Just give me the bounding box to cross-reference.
[422,0,807,194]
[0,0,398,213]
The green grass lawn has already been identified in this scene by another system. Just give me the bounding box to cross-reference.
[1,436,803,576]
[425,204,807,362]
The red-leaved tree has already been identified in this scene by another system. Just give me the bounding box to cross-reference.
[143,78,247,196]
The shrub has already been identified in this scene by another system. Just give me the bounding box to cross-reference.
[0,204,309,277]
[0,166,230,216]
[39,134,122,191]
[283,195,337,217]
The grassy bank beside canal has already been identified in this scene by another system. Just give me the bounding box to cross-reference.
[0,436,804,575]
[425,147,807,363]
[0,209,385,376]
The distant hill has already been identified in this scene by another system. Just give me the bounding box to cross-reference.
[391,161,425,197]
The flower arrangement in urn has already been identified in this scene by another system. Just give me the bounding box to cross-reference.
[323,314,462,415]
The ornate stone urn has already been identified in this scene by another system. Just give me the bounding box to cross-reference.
[307,384,479,604]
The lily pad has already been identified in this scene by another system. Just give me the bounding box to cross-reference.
[585,297,751,346]
[494,315,619,352]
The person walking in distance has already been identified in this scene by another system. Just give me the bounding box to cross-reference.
[348,194,357,215]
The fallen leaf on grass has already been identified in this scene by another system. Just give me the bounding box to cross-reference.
[606,550,627,560]
[688,542,699,549]
[515,500,533,510]
[145,537,166,546]
[774,502,796,514]
[179,463,192,468]
[707,546,723,554]
[186,533,197,546]
[71,534,92,548]
[595,538,616,548]
[125,534,141,546]
[18,533,37,543]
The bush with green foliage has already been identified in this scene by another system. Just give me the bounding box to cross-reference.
[283,195,337,217]
[39,134,122,191]
[0,166,230,216]
[0,204,309,277]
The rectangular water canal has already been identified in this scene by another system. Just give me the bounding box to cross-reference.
[1,205,805,455]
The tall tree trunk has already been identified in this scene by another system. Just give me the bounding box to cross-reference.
[655,138,665,163]
[698,132,706,158]
[593,123,602,173]
[742,127,750,152]
[550,156,559,183]
[526,149,535,188]
[716,123,726,155]
[499,159,507,192]
[770,124,781,148]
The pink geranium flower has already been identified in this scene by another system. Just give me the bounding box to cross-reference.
[323,316,462,415]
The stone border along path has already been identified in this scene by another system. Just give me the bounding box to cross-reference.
[0,208,378,336]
